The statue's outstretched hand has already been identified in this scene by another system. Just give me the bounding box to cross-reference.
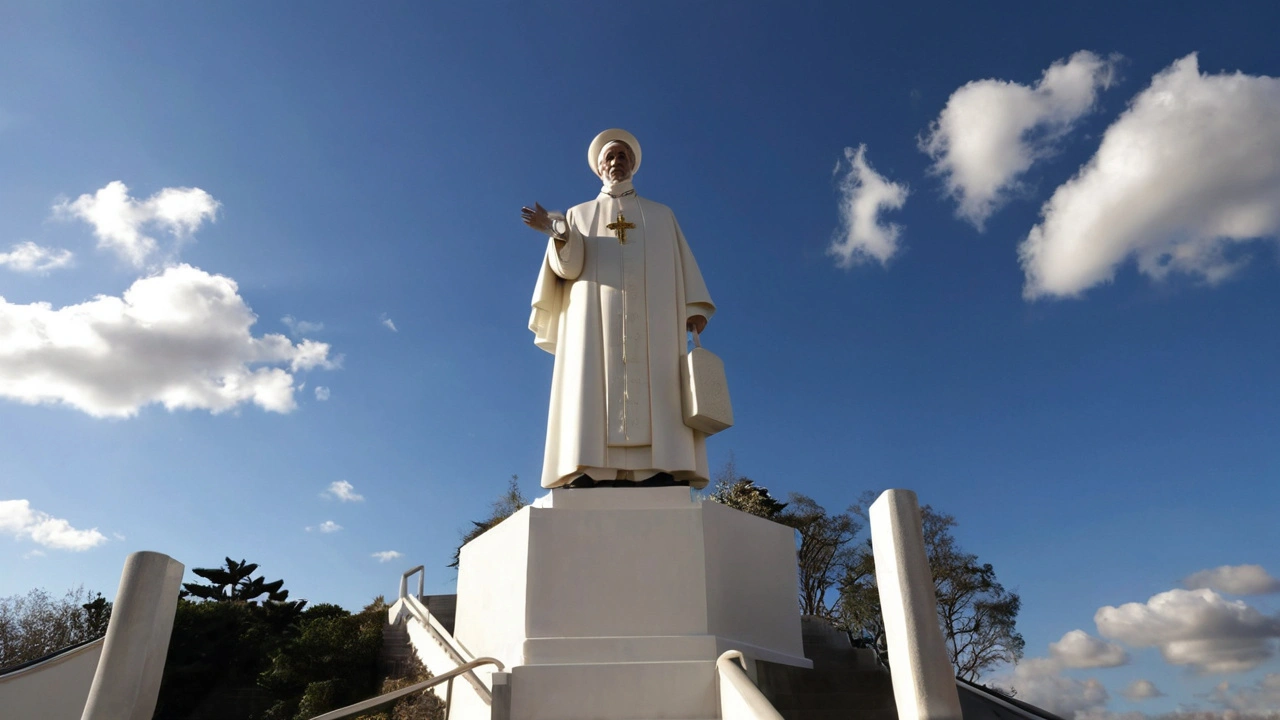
[521,202,553,234]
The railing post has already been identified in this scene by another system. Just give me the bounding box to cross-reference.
[400,565,425,601]
[870,490,963,720]
[489,672,511,720]
[81,551,185,720]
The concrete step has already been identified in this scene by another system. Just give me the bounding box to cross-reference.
[780,711,898,720]
[769,691,899,711]
[378,621,416,678]
[510,661,717,720]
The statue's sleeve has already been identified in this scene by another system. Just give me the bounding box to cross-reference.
[544,211,583,280]
[674,217,716,323]
[530,211,583,354]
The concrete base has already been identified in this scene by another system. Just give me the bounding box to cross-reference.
[453,487,809,720]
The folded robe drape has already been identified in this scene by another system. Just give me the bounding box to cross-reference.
[530,185,715,489]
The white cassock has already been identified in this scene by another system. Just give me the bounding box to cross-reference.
[530,180,715,489]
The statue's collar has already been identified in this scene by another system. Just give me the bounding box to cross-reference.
[599,179,636,198]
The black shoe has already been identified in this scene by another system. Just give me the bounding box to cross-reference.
[637,473,679,487]
[567,474,597,488]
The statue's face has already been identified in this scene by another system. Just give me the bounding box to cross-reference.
[598,142,634,183]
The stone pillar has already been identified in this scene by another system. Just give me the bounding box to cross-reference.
[81,551,185,720]
[870,490,962,720]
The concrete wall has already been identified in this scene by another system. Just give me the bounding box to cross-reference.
[0,638,103,720]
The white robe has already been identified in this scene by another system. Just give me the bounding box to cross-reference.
[530,182,715,489]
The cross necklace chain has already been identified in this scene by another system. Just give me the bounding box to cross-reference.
[607,212,636,244]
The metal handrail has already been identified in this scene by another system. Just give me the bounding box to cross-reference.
[400,593,492,702]
[307,656,504,720]
[399,565,425,601]
[716,650,785,720]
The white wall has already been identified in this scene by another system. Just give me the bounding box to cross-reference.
[0,639,103,720]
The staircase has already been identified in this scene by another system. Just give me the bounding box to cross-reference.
[755,618,898,720]
[379,619,416,680]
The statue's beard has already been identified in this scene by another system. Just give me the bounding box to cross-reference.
[600,170,633,193]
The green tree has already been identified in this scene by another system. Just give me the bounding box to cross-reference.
[780,494,860,621]
[182,557,301,608]
[449,475,529,568]
[156,559,308,719]
[706,458,788,519]
[841,494,1025,681]
[258,599,387,720]
[355,651,446,720]
[0,586,111,669]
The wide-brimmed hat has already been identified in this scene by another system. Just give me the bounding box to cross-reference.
[588,128,642,177]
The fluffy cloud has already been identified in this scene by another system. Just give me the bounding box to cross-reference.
[315,386,330,401]
[1095,588,1280,673]
[306,520,342,533]
[1052,629,1130,668]
[281,315,324,338]
[1020,54,1280,298]
[381,315,398,332]
[828,144,909,268]
[0,500,108,551]
[1186,566,1280,596]
[1211,674,1280,715]
[0,241,73,273]
[56,181,219,266]
[0,264,336,417]
[1121,679,1164,701]
[323,480,363,502]
[921,50,1118,229]
[372,550,402,563]
[997,657,1110,718]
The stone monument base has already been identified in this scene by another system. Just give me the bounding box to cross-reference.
[452,486,810,720]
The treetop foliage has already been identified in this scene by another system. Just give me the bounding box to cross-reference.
[0,585,112,670]
[707,473,789,520]
[707,468,1024,682]
[450,475,529,568]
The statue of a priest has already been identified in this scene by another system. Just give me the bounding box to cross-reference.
[522,129,716,489]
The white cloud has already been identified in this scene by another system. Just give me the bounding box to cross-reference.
[1052,629,1130,668]
[56,181,219,267]
[996,657,1110,718]
[828,144,909,268]
[0,241,73,274]
[381,315,398,332]
[1095,588,1280,674]
[1020,54,1280,299]
[1210,673,1280,715]
[281,315,324,338]
[315,386,330,401]
[1122,679,1164,701]
[0,500,108,551]
[372,550,402,563]
[0,263,337,418]
[1186,565,1280,596]
[922,50,1118,229]
[323,480,363,503]
[306,520,342,533]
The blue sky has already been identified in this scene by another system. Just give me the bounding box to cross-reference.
[2,2,1278,716]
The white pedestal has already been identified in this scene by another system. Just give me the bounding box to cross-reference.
[453,487,809,720]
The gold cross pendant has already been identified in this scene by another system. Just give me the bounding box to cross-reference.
[607,213,637,244]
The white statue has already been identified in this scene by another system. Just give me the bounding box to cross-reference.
[523,129,716,489]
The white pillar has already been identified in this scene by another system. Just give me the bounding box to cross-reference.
[870,490,962,720]
[82,551,185,720]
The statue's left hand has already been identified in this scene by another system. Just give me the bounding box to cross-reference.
[686,315,707,334]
